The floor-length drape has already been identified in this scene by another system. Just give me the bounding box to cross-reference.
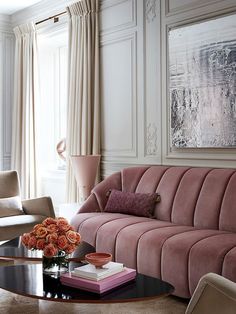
[66,0,100,202]
[11,22,39,199]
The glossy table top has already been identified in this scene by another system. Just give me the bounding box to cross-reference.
[0,238,95,261]
[0,264,174,303]
[0,238,174,303]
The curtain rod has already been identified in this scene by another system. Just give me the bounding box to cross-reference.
[36,11,67,25]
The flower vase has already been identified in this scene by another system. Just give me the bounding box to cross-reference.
[43,251,68,275]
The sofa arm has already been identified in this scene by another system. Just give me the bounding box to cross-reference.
[76,172,122,214]
[185,273,236,314]
[22,197,55,218]
[79,194,101,213]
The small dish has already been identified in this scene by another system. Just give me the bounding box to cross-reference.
[85,252,112,268]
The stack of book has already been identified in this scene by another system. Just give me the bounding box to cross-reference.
[60,261,136,294]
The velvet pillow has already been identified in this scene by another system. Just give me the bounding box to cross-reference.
[0,196,24,218]
[104,189,160,217]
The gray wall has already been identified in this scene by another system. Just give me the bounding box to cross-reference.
[1,0,236,176]
[100,0,236,177]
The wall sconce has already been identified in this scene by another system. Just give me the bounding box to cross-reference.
[70,155,101,203]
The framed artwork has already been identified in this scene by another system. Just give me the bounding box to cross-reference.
[169,14,236,148]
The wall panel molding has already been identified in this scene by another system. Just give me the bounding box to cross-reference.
[0,15,12,33]
[101,160,151,178]
[101,31,137,158]
[163,0,236,25]
[145,0,157,23]
[143,0,161,162]
[100,0,136,35]
[3,157,11,170]
[3,35,14,160]
[146,123,158,156]
[0,32,14,170]
[166,0,221,16]
[0,36,3,170]
[5,0,236,176]
[165,0,236,17]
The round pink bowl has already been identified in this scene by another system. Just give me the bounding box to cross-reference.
[85,252,112,267]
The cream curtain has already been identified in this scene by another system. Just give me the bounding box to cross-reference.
[11,22,39,199]
[66,0,100,202]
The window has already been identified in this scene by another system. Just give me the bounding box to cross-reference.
[37,30,68,206]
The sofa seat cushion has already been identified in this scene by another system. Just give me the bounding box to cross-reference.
[96,217,178,262]
[188,233,236,296]
[71,212,236,299]
[71,213,194,268]
[71,212,167,247]
[161,229,234,298]
[0,215,46,241]
[136,225,195,278]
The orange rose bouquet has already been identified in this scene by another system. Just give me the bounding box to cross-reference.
[21,217,81,273]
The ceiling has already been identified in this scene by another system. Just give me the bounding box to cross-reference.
[0,0,42,15]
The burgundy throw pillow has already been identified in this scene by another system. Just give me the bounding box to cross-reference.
[104,189,160,218]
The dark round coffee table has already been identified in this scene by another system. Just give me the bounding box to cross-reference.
[0,238,174,303]
[0,264,174,303]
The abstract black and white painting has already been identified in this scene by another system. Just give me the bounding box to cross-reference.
[169,14,236,148]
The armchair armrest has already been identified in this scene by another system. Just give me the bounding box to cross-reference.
[22,197,55,218]
[186,273,236,314]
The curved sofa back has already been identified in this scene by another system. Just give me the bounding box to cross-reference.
[90,166,236,232]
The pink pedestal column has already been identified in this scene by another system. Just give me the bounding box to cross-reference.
[70,155,101,202]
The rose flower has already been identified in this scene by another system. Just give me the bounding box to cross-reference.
[43,243,58,258]
[21,217,81,258]
[35,226,48,238]
[57,217,71,232]
[57,235,68,250]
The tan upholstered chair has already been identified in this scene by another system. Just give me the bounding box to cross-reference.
[0,170,55,241]
[186,273,236,314]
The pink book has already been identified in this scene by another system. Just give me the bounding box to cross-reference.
[60,267,136,294]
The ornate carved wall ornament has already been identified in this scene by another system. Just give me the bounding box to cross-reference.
[146,0,157,23]
[146,123,158,155]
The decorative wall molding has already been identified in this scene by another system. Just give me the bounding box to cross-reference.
[101,160,151,178]
[0,14,13,33]
[143,0,161,162]
[101,0,132,10]
[163,0,236,28]
[0,32,14,170]
[3,157,11,170]
[145,0,157,23]
[165,0,236,17]
[2,0,236,174]
[100,0,136,35]
[101,31,137,158]
[3,35,14,157]
[146,123,158,156]
[1,34,14,170]
[0,36,3,170]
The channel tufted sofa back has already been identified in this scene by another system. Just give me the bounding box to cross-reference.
[71,165,236,298]
[79,166,236,232]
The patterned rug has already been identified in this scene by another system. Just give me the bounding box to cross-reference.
[0,288,188,314]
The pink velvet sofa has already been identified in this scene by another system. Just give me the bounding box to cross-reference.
[71,166,236,298]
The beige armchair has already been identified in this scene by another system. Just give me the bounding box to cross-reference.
[0,170,55,241]
[186,273,236,314]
